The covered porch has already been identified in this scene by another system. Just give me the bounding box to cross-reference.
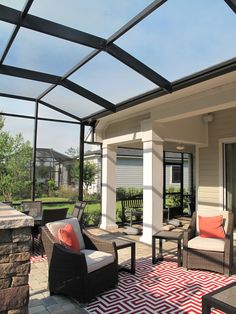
[98,71,236,243]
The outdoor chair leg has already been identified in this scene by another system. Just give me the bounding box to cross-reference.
[31,234,34,253]
[39,234,44,257]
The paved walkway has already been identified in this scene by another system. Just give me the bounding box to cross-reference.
[29,222,236,313]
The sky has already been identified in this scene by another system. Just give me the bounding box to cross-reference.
[0,0,235,153]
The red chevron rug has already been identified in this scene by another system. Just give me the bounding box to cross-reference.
[85,258,236,314]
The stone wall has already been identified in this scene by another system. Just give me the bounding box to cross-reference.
[0,204,34,314]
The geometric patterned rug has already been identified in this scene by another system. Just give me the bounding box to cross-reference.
[30,253,47,264]
[85,258,236,314]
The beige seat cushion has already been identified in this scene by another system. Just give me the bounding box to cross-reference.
[80,249,114,273]
[188,236,225,252]
[46,217,85,250]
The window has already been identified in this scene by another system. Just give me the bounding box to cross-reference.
[172,166,181,183]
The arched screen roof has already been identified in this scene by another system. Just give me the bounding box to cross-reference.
[0,0,235,124]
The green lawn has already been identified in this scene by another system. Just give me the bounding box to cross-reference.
[11,197,123,226]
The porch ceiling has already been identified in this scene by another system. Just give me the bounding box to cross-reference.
[0,0,235,124]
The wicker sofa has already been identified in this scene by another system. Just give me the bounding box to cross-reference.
[183,210,234,276]
[41,218,118,302]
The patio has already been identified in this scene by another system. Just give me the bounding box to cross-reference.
[29,225,236,314]
[0,1,236,313]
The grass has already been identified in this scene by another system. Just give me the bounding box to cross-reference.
[10,196,123,225]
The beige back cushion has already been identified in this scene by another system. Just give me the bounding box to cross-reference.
[196,209,229,235]
[46,217,85,250]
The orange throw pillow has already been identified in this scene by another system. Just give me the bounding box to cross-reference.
[58,223,80,252]
[199,215,225,239]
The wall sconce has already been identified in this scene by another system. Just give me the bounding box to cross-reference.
[176,143,185,151]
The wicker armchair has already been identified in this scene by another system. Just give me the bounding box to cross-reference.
[183,210,234,276]
[40,208,68,256]
[41,218,118,302]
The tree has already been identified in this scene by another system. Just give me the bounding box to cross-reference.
[70,160,99,193]
[0,116,32,201]
[65,147,80,158]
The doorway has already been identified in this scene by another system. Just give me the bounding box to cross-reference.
[163,151,194,217]
[224,143,236,227]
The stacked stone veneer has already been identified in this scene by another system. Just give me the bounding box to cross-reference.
[0,204,34,314]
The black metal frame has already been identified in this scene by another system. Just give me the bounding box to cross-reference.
[0,0,235,201]
[225,0,236,13]
[163,151,194,216]
[0,0,234,123]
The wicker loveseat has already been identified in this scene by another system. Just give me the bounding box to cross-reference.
[183,209,234,276]
[41,218,118,302]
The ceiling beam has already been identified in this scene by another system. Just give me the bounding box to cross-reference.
[106,43,172,92]
[0,93,35,102]
[0,5,106,49]
[82,58,236,122]
[37,50,100,100]
[62,80,116,112]
[39,100,81,122]
[0,3,171,95]
[0,0,34,64]
[0,112,81,124]
[0,92,82,121]
[224,0,236,13]
[0,64,60,84]
[0,64,116,112]
[107,0,167,44]
[42,0,168,93]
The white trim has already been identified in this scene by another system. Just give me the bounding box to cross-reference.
[195,145,199,212]
[219,137,236,211]
[169,165,173,184]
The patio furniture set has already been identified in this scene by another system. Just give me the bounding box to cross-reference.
[21,201,235,312]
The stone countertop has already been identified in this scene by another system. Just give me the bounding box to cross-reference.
[0,203,34,229]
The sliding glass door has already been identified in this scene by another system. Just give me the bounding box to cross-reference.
[225,143,236,227]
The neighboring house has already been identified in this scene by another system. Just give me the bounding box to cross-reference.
[164,151,192,191]
[36,147,192,196]
[78,147,143,194]
[36,148,72,188]
[83,148,192,194]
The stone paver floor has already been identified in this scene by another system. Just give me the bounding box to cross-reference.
[29,221,236,313]
[29,260,89,314]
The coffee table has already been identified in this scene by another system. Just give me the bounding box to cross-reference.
[202,281,236,313]
[152,230,183,267]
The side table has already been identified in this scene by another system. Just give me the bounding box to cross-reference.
[202,281,236,314]
[152,230,183,267]
[115,239,136,274]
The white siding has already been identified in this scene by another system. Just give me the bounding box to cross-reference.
[199,107,236,210]
[116,157,143,188]
[166,162,190,191]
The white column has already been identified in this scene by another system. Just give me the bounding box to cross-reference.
[100,145,118,229]
[140,140,163,244]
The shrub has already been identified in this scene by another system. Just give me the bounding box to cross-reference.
[58,185,78,199]
[116,187,143,200]
[165,187,189,208]
[116,187,127,200]
[84,192,101,201]
[82,208,101,227]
